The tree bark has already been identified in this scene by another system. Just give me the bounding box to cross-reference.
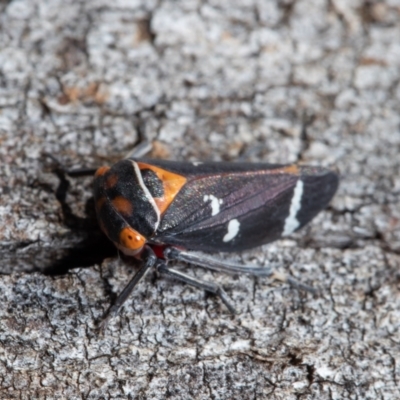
[0,0,399,398]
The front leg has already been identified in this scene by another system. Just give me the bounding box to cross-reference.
[99,245,157,329]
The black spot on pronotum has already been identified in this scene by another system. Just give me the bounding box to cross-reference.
[141,169,164,198]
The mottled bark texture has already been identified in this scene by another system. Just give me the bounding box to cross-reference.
[0,0,399,399]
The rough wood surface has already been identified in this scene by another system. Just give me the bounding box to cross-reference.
[0,0,399,398]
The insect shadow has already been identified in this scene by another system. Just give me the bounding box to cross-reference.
[44,167,117,276]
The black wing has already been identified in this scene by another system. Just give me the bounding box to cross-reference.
[135,159,338,252]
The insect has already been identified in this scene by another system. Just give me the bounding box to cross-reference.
[90,145,339,326]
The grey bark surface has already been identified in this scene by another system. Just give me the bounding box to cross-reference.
[0,0,399,399]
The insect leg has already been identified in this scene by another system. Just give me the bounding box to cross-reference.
[47,135,152,177]
[99,246,157,329]
[45,153,98,177]
[65,168,99,177]
[156,260,237,314]
[164,247,316,294]
[124,139,153,159]
[164,247,273,276]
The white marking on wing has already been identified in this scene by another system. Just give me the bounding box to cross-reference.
[282,179,304,236]
[203,194,223,216]
[223,219,240,242]
[192,161,203,166]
